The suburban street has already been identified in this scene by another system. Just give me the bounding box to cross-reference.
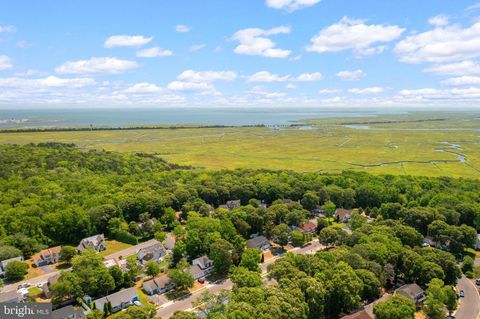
[0,239,159,293]
[455,275,480,319]
[157,240,325,318]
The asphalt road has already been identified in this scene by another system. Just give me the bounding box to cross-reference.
[455,275,480,319]
[157,240,325,318]
[1,239,159,293]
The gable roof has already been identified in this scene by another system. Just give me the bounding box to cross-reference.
[190,264,203,278]
[300,221,317,232]
[246,236,269,249]
[52,305,84,319]
[1,256,24,269]
[94,287,137,310]
[138,242,166,258]
[341,310,372,319]
[335,208,353,219]
[80,234,104,247]
[395,284,424,300]
[153,275,172,289]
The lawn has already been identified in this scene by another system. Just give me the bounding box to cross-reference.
[101,240,134,257]
[1,112,479,178]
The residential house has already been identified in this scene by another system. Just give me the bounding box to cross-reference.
[192,255,214,276]
[475,234,480,250]
[93,287,138,313]
[0,256,24,277]
[296,221,317,235]
[220,200,241,211]
[52,306,84,319]
[310,206,325,218]
[34,246,61,267]
[190,264,205,280]
[395,284,426,305]
[340,310,372,319]
[137,241,166,264]
[246,235,270,251]
[77,234,105,253]
[334,208,353,223]
[164,233,176,251]
[43,273,61,298]
[103,258,127,272]
[142,275,175,295]
[0,290,22,303]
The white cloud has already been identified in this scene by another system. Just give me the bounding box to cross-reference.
[397,87,480,99]
[55,57,138,75]
[167,81,214,92]
[231,26,291,58]
[424,60,480,75]
[348,87,384,94]
[0,55,13,70]
[125,82,162,93]
[428,15,449,27]
[175,25,191,33]
[319,88,342,94]
[247,71,290,82]
[0,76,96,88]
[248,86,286,98]
[104,35,152,48]
[442,76,480,86]
[177,70,237,82]
[467,3,480,11]
[136,47,173,58]
[265,0,321,12]
[336,69,366,81]
[395,20,480,64]
[286,83,297,89]
[306,17,404,55]
[0,25,15,33]
[294,72,323,82]
[189,44,206,52]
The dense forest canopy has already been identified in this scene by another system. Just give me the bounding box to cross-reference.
[0,143,479,258]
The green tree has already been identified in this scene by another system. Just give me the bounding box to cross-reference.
[322,200,336,218]
[271,223,291,246]
[154,231,167,243]
[209,239,235,275]
[239,248,261,273]
[230,267,262,289]
[4,260,28,282]
[301,191,319,211]
[109,265,124,289]
[145,260,161,278]
[291,231,305,247]
[462,256,474,274]
[168,258,194,291]
[60,246,76,263]
[374,295,415,319]
[423,278,447,319]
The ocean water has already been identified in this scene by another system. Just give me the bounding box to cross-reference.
[0,108,400,127]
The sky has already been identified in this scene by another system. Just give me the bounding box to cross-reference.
[1,0,480,109]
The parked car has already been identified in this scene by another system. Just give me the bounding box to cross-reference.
[198,278,205,284]
[133,300,142,306]
[476,278,480,286]
[459,290,465,298]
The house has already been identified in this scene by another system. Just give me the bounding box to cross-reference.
[52,306,84,319]
[189,264,205,280]
[103,258,127,271]
[310,206,325,218]
[296,221,317,234]
[395,284,426,305]
[164,233,176,251]
[475,234,480,250]
[93,287,138,313]
[0,256,24,277]
[219,200,241,211]
[340,310,372,319]
[334,208,353,222]
[192,256,215,276]
[137,241,166,264]
[77,234,105,253]
[0,290,22,303]
[142,275,175,295]
[246,235,270,251]
[34,246,61,267]
[43,273,61,298]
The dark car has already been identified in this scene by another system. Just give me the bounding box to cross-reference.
[459,290,465,298]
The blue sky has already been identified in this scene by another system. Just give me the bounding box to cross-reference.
[1,0,480,108]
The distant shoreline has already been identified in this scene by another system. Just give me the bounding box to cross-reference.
[0,123,308,133]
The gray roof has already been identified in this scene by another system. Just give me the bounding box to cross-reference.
[190,265,203,278]
[164,234,176,250]
[396,284,424,300]
[1,256,24,269]
[0,290,21,303]
[52,306,84,319]
[142,279,158,292]
[153,275,172,289]
[94,287,137,310]
[246,236,269,249]
[78,234,104,250]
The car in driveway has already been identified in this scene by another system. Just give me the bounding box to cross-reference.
[459,290,465,298]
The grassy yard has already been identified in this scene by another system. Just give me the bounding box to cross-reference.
[101,240,134,257]
[1,112,480,178]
